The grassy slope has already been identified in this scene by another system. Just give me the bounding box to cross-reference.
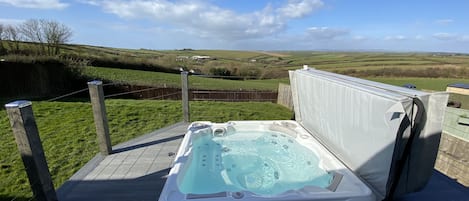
[367,77,469,91]
[81,65,467,92]
[5,41,469,89]
[81,66,288,91]
[76,49,469,92]
[0,100,292,200]
[5,41,469,72]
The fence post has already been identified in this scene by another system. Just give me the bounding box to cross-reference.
[5,100,58,201]
[277,83,293,110]
[181,71,190,122]
[88,80,112,155]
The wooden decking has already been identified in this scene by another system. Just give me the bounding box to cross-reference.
[57,122,189,201]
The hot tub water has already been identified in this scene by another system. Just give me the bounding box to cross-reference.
[178,129,333,195]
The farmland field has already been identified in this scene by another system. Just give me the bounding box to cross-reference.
[71,47,469,92]
[81,66,288,91]
[367,77,469,91]
[5,41,467,94]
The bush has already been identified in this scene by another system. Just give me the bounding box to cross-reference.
[209,67,231,76]
[0,60,88,99]
[336,67,469,78]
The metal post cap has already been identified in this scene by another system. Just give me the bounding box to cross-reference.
[5,100,32,108]
[87,80,103,85]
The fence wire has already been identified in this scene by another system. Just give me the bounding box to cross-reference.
[3,74,283,200]
[147,92,181,100]
[45,79,279,103]
[191,74,258,79]
[46,88,89,102]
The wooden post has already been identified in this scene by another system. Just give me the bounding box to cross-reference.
[277,83,293,110]
[181,71,190,122]
[88,80,112,155]
[5,100,58,201]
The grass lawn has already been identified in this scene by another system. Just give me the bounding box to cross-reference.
[367,77,469,91]
[81,66,287,91]
[0,100,292,200]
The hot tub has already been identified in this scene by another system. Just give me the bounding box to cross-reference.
[159,68,448,200]
[159,120,375,201]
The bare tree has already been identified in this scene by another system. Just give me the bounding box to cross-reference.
[17,19,73,55]
[0,23,4,39]
[5,25,21,52]
[0,23,5,54]
[19,19,46,54]
[42,20,72,55]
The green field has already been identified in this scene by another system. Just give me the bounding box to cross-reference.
[80,66,467,92]
[367,77,469,91]
[4,40,469,83]
[6,41,469,80]
[0,100,292,200]
[81,66,288,91]
[70,47,469,92]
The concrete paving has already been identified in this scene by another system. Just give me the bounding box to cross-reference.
[57,122,189,201]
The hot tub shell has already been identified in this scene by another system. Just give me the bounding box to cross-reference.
[159,120,375,201]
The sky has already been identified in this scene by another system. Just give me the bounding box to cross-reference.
[0,0,468,53]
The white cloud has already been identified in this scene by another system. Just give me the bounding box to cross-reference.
[86,0,324,41]
[77,0,99,6]
[435,19,454,25]
[433,32,469,42]
[306,27,349,40]
[353,35,367,41]
[433,32,457,40]
[415,35,424,40]
[0,18,25,25]
[277,0,323,18]
[384,35,407,41]
[0,0,68,9]
[460,35,469,42]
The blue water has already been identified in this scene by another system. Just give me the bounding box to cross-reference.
[178,130,332,195]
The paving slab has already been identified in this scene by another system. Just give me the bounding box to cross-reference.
[57,122,189,201]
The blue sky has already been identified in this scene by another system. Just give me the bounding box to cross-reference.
[0,0,468,52]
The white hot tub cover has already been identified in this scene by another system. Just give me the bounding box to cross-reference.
[289,68,448,200]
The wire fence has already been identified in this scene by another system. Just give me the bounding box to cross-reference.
[2,81,188,201]
[191,74,258,80]
[44,79,279,103]
[0,76,282,201]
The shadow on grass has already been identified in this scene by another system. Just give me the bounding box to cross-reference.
[0,196,33,201]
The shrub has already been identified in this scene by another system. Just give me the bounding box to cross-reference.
[209,67,231,76]
[335,67,469,78]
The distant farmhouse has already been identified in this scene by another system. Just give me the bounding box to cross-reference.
[191,55,212,61]
[176,55,213,62]
[176,56,189,61]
